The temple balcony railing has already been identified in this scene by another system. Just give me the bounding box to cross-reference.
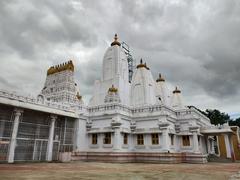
[200,123,231,131]
[0,89,77,112]
[0,89,211,122]
[87,103,132,114]
[176,106,211,126]
[87,103,178,118]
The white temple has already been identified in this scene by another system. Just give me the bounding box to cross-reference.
[0,34,236,164]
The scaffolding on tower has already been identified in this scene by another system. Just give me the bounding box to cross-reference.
[121,42,135,82]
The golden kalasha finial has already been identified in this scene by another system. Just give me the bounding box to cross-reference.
[173,86,181,94]
[76,92,82,100]
[114,34,118,41]
[156,73,165,82]
[137,58,149,70]
[111,33,121,46]
[108,84,118,93]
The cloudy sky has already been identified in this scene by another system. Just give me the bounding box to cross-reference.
[0,0,239,119]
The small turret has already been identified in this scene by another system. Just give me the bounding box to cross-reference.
[173,86,181,94]
[105,84,121,103]
[155,73,169,105]
[108,84,118,93]
[131,60,156,106]
[171,86,184,109]
[136,58,149,70]
[156,73,165,82]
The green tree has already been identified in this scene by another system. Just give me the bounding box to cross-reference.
[191,107,239,127]
[229,117,240,127]
[203,109,231,125]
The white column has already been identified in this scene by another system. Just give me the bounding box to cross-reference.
[8,108,23,163]
[192,131,199,153]
[211,139,215,154]
[207,137,211,154]
[111,117,122,151]
[129,133,134,151]
[47,115,57,161]
[161,128,170,152]
[224,134,231,158]
[228,134,235,161]
[113,128,121,150]
[175,135,180,152]
[75,118,87,151]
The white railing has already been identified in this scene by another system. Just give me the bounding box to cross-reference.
[200,123,231,131]
[88,103,177,117]
[0,90,75,112]
[0,89,210,123]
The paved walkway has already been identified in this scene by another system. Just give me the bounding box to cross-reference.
[0,162,239,180]
[229,171,240,180]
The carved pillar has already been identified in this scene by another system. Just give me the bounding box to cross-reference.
[75,118,88,151]
[162,128,170,151]
[47,114,57,161]
[189,126,200,153]
[192,131,199,153]
[159,120,170,152]
[111,116,122,151]
[211,139,215,154]
[207,137,211,154]
[8,108,23,163]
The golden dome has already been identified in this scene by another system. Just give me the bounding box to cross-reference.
[156,73,165,82]
[173,86,181,94]
[136,59,149,70]
[111,34,121,46]
[47,60,74,76]
[108,84,118,93]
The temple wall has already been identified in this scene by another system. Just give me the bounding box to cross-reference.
[0,103,76,163]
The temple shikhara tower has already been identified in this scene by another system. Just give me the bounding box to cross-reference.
[0,34,239,164]
[41,60,83,104]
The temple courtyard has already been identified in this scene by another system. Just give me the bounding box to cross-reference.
[0,162,239,180]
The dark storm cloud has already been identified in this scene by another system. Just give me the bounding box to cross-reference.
[117,0,240,100]
[0,0,239,115]
[0,0,98,59]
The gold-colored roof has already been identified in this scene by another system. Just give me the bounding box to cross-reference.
[108,84,118,93]
[156,73,165,82]
[111,34,121,46]
[173,86,181,94]
[136,59,150,70]
[47,60,74,76]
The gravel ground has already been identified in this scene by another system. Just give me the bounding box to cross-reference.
[0,162,239,180]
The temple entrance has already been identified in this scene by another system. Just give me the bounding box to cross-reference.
[201,127,236,162]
